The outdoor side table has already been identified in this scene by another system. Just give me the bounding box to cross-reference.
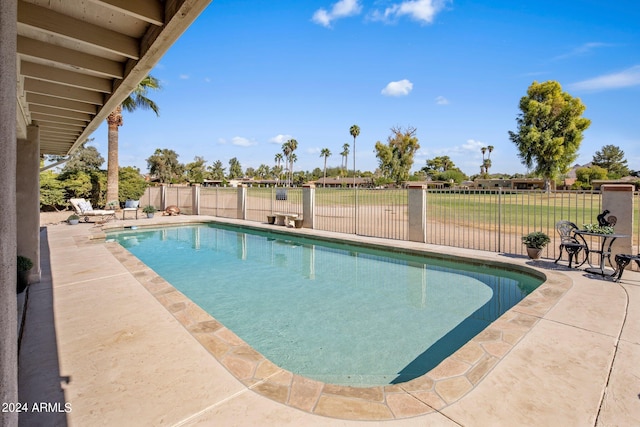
[575,231,629,278]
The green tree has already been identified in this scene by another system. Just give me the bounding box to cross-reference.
[62,141,104,174]
[208,160,225,180]
[146,148,183,183]
[433,169,468,184]
[592,144,630,179]
[39,170,66,210]
[107,75,161,204]
[255,164,271,179]
[508,80,591,190]
[118,166,147,201]
[349,125,360,186]
[574,165,608,189]
[185,156,207,183]
[228,157,243,179]
[422,156,456,176]
[319,148,331,186]
[374,126,421,185]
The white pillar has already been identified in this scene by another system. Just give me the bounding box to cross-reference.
[0,0,19,424]
[237,185,247,220]
[601,184,634,260]
[407,184,427,243]
[303,183,315,229]
[17,124,41,282]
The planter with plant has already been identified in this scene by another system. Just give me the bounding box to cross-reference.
[522,231,550,259]
[17,255,33,293]
[142,205,157,218]
[582,223,614,235]
[67,214,80,225]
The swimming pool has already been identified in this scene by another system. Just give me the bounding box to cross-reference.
[108,223,542,387]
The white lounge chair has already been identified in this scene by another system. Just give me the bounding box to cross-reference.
[69,198,116,223]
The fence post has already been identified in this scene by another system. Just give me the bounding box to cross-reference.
[237,184,247,220]
[407,184,427,243]
[601,184,634,259]
[303,183,315,229]
[192,184,200,215]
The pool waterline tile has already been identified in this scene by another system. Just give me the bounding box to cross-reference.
[102,222,572,421]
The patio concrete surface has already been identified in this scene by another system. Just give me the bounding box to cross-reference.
[17,216,640,426]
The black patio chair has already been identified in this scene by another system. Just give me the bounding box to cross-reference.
[554,220,588,268]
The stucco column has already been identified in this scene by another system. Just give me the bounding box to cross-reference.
[237,184,247,220]
[302,183,315,229]
[407,184,427,243]
[0,0,19,423]
[192,184,200,215]
[601,184,634,260]
[17,124,41,283]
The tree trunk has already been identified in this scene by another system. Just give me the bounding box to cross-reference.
[106,106,122,207]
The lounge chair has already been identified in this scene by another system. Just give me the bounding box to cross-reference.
[554,220,588,268]
[69,198,116,223]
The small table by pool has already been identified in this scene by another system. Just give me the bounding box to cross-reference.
[575,231,629,277]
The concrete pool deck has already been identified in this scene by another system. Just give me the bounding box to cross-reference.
[18,215,640,426]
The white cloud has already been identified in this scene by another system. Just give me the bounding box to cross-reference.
[381,79,413,96]
[312,0,362,28]
[568,65,640,91]
[231,136,256,147]
[370,0,449,25]
[435,95,449,105]
[179,74,190,80]
[554,42,612,60]
[462,139,485,153]
[269,134,293,144]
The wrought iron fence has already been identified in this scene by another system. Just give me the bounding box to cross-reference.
[140,186,639,260]
[200,187,238,218]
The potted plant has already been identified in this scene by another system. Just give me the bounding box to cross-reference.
[17,255,33,294]
[522,231,551,259]
[67,214,80,225]
[142,205,157,218]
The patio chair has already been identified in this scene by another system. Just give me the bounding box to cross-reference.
[69,198,116,223]
[554,220,588,268]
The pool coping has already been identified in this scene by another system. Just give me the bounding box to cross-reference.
[98,217,572,421]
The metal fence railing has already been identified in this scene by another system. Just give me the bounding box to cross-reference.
[425,189,604,259]
[139,186,640,259]
[200,187,238,219]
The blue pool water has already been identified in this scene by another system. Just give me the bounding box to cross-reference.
[108,224,542,386]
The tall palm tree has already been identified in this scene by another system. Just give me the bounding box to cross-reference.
[320,148,331,187]
[274,153,283,185]
[284,138,298,186]
[349,125,360,187]
[281,142,292,186]
[289,153,298,186]
[341,143,350,176]
[486,145,494,175]
[106,75,161,205]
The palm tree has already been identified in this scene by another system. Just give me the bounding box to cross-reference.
[320,148,331,187]
[486,145,494,175]
[274,153,283,185]
[289,153,298,186]
[341,143,350,176]
[283,138,298,186]
[349,125,360,187]
[281,142,292,186]
[106,75,161,206]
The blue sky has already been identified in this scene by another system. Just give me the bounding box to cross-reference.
[89,0,640,177]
